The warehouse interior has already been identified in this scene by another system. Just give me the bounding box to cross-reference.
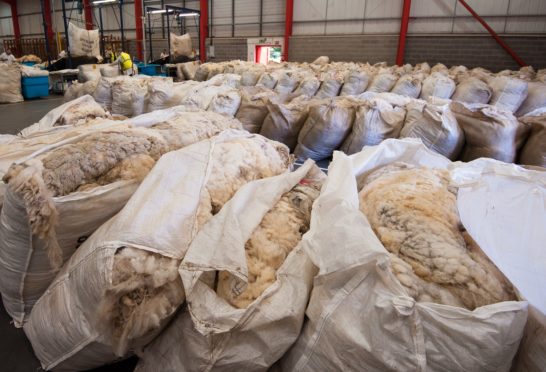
[0,0,545,371]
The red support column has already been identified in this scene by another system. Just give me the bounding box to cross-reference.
[43,0,54,41]
[283,0,293,62]
[83,0,93,30]
[396,0,411,66]
[134,0,143,61]
[7,0,21,55]
[199,0,208,63]
[458,0,526,67]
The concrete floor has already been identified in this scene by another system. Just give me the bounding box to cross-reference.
[0,96,138,371]
[0,95,65,135]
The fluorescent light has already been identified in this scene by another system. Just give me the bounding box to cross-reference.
[179,12,199,17]
[149,9,173,14]
[93,0,116,4]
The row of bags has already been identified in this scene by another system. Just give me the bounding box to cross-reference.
[61,75,546,169]
[64,74,243,118]
[10,136,545,372]
[234,88,545,168]
[192,59,546,116]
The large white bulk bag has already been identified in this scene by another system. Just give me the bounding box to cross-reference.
[78,64,101,82]
[489,76,528,113]
[281,139,535,372]
[451,102,522,163]
[0,121,132,212]
[20,95,108,137]
[208,89,242,117]
[170,33,193,58]
[93,77,119,111]
[111,77,149,117]
[340,98,406,154]
[294,98,356,161]
[235,87,278,133]
[314,77,343,99]
[147,78,199,112]
[0,112,243,326]
[136,160,321,372]
[340,70,370,96]
[241,67,265,86]
[391,74,422,98]
[0,63,23,103]
[294,76,321,97]
[256,72,278,89]
[515,82,546,117]
[68,22,100,57]
[366,73,398,93]
[400,100,464,160]
[452,77,492,104]
[194,64,211,81]
[206,64,225,80]
[431,62,448,75]
[206,72,241,89]
[420,72,456,101]
[260,95,312,151]
[147,77,176,112]
[179,84,233,111]
[274,71,300,94]
[178,61,200,80]
[518,109,546,167]
[449,65,468,81]
[23,131,290,371]
[414,62,431,74]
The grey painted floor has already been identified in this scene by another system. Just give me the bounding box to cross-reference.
[0,95,65,135]
[0,96,138,372]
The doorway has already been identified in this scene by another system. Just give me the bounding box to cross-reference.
[255,45,282,64]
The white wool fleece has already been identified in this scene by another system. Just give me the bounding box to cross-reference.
[359,162,516,310]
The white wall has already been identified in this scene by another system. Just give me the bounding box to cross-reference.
[0,2,14,38]
[293,0,546,35]
[1,0,545,42]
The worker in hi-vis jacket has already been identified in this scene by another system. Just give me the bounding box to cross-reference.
[110,46,134,76]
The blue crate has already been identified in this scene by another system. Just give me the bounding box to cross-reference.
[138,64,160,76]
[21,76,49,99]
[22,61,37,66]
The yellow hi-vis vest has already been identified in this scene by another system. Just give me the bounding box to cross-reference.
[119,52,133,71]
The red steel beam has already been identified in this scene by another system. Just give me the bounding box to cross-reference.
[134,0,143,60]
[396,0,411,66]
[83,0,93,30]
[43,0,54,41]
[458,0,526,67]
[283,0,293,61]
[200,0,208,62]
[8,0,21,55]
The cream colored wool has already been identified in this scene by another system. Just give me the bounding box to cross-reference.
[100,247,185,356]
[77,154,156,191]
[358,163,516,310]
[97,135,290,356]
[3,115,242,269]
[54,99,108,127]
[217,181,321,309]
[36,131,167,197]
[194,136,291,226]
[389,253,465,307]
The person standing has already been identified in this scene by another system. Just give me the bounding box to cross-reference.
[111,46,134,76]
[0,48,16,64]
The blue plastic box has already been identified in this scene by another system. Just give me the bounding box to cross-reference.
[22,61,37,66]
[21,76,49,99]
[138,63,160,76]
